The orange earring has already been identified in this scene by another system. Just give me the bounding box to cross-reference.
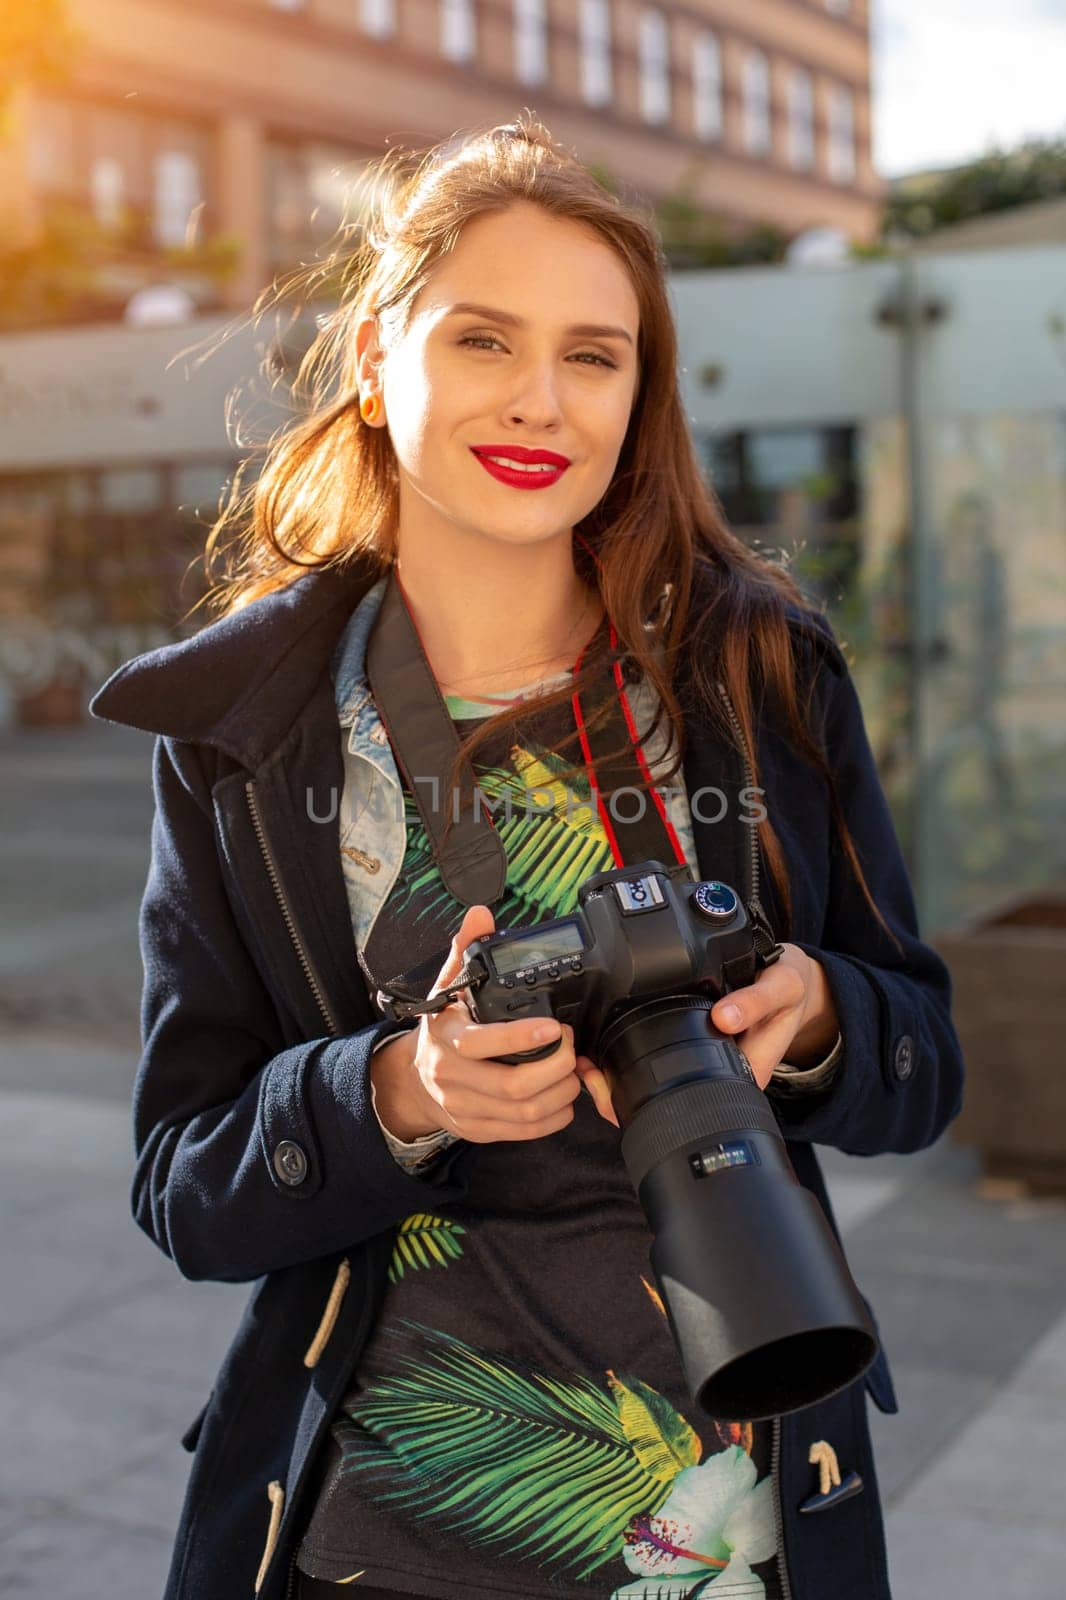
[360,392,382,424]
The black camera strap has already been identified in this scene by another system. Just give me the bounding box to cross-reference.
[365,564,509,909]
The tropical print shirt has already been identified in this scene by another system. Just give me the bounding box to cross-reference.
[294,674,783,1600]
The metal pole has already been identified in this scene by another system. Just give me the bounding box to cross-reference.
[897,251,937,932]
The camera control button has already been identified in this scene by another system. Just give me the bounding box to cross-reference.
[524,973,538,986]
[503,977,516,989]
[893,1035,915,1081]
[569,958,583,972]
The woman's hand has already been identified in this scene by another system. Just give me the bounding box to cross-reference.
[709,943,840,1090]
[370,905,619,1143]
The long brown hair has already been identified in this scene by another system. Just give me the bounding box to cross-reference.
[200,112,894,948]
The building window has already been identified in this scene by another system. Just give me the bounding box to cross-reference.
[638,9,670,126]
[0,461,226,654]
[442,0,476,62]
[154,150,201,247]
[28,99,78,195]
[787,68,814,169]
[695,425,860,610]
[514,0,548,85]
[90,156,124,229]
[827,84,856,183]
[742,49,771,157]
[579,0,611,107]
[358,0,395,38]
[692,31,722,143]
[29,98,211,247]
[268,142,381,269]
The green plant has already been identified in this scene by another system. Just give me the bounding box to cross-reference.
[884,134,1066,240]
[0,201,242,329]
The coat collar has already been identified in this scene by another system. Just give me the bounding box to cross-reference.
[88,551,842,776]
[88,556,382,769]
[332,574,388,728]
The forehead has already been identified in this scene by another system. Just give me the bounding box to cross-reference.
[412,205,640,334]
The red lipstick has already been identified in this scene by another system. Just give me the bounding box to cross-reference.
[470,444,571,490]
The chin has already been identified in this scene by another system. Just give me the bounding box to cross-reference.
[464,516,572,547]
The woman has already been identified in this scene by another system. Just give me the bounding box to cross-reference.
[90,117,963,1600]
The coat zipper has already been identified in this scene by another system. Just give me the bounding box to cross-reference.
[717,684,794,1599]
[244,788,389,1596]
[245,779,340,1039]
[770,1414,794,1600]
[283,1547,298,1600]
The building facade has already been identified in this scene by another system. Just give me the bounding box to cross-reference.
[1,0,881,313]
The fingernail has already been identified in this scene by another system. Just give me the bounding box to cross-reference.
[535,1021,561,1041]
[719,1004,742,1028]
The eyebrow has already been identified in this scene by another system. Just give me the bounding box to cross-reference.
[442,301,635,347]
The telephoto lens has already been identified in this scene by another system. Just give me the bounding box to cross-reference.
[600,989,877,1421]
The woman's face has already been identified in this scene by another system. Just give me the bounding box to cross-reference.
[358,201,642,555]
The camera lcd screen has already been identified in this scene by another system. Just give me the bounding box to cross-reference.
[491,921,584,975]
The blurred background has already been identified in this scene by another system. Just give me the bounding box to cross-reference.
[1,3,1063,1597]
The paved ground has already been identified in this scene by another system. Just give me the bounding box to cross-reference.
[2,721,1065,1599]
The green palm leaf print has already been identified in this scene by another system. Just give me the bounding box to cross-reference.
[335,1321,685,1581]
[606,1370,702,1485]
[393,746,613,927]
[387,1213,467,1284]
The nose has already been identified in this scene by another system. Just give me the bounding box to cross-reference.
[503,361,565,431]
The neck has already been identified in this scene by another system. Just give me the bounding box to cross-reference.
[394,530,602,696]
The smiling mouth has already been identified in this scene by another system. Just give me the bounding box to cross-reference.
[479,455,558,473]
[470,449,570,489]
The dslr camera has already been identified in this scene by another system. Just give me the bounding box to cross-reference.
[460,859,878,1421]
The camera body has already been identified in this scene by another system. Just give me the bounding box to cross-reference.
[463,859,759,1075]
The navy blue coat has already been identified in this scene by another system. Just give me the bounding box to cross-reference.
[89,555,964,1600]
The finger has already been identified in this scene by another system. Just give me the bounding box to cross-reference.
[442,1013,568,1067]
[422,1017,573,1094]
[576,1059,619,1127]
[732,1013,803,1090]
[711,961,805,1035]
[428,1067,583,1131]
[439,1037,580,1106]
[430,904,496,997]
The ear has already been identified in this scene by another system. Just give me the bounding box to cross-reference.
[354,312,385,389]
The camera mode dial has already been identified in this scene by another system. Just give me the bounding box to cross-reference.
[692,881,739,922]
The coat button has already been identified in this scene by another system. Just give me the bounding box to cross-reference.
[799,1440,864,1513]
[274,1140,309,1186]
[893,1035,915,1081]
